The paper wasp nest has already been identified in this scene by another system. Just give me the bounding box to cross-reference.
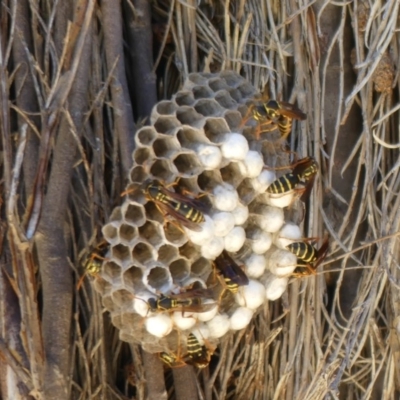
[95,71,304,354]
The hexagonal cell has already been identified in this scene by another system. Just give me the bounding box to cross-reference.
[150,159,177,182]
[221,70,244,87]
[153,136,180,158]
[138,221,163,247]
[172,153,203,177]
[132,241,155,266]
[228,88,242,103]
[169,258,190,283]
[197,170,222,192]
[220,162,245,188]
[215,90,237,109]
[103,295,116,313]
[103,260,122,281]
[93,277,112,295]
[176,107,203,128]
[194,99,223,117]
[133,147,154,165]
[124,203,146,226]
[102,223,118,243]
[191,257,212,278]
[123,266,144,290]
[164,222,187,246]
[204,118,230,143]
[144,202,164,224]
[224,110,243,131]
[158,244,179,264]
[144,265,172,292]
[130,165,148,185]
[136,127,157,146]
[237,178,257,205]
[175,91,195,106]
[156,100,177,115]
[238,81,255,98]
[193,85,214,99]
[178,241,199,260]
[109,207,123,222]
[209,78,230,92]
[112,288,133,307]
[119,223,138,243]
[176,127,208,150]
[188,73,210,86]
[112,243,132,265]
[154,116,181,134]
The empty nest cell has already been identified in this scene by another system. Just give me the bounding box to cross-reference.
[154,116,181,134]
[194,99,224,117]
[158,244,179,264]
[133,147,154,165]
[175,91,195,106]
[132,241,155,266]
[176,107,204,128]
[136,127,157,146]
[124,203,146,226]
[123,266,144,289]
[193,85,214,99]
[119,224,138,243]
[111,243,132,265]
[172,152,203,176]
[203,118,230,143]
[150,159,177,182]
[169,258,190,283]
[103,261,122,281]
[138,221,163,247]
[155,100,177,116]
[153,136,181,158]
[145,265,172,291]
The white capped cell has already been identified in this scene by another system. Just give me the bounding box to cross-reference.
[197,144,222,170]
[172,311,197,330]
[212,212,235,237]
[145,314,173,337]
[251,230,272,254]
[196,300,219,322]
[251,169,276,193]
[239,151,264,178]
[207,313,231,338]
[191,324,210,344]
[267,191,295,208]
[235,279,266,310]
[274,223,303,250]
[267,248,297,276]
[185,215,215,246]
[224,226,246,252]
[261,273,288,300]
[256,205,284,233]
[232,202,249,225]
[230,307,254,330]
[244,254,266,278]
[220,133,249,161]
[201,236,225,260]
[213,184,239,212]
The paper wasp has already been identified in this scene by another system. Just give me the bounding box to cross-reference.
[241,99,306,139]
[144,181,207,232]
[286,236,329,277]
[214,250,249,294]
[146,288,217,314]
[159,333,211,368]
[266,157,318,202]
[77,240,109,289]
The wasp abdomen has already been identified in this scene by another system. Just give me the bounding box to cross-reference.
[267,173,300,194]
[287,242,317,263]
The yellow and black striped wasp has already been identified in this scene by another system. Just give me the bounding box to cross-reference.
[159,333,212,369]
[266,157,318,203]
[214,250,249,294]
[287,236,329,277]
[241,99,306,140]
[144,180,207,232]
[147,288,217,314]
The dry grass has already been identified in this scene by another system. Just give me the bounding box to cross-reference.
[1,0,400,399]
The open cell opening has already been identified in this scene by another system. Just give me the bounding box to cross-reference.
[103,296,116,313]
[102,224,118,242]
[215,90,237,109]
[178,241,199,260]
[197,170,221,192]
[176,107,203,127]
[112,244,131,264]
[237,178,257,205]
[191,257,212,276]
[156,101,177,115]
[130,165,148,184]
[137,128,157,146]
[153,137,180,158]
[123,266,144,289]
[154,116,180,134]
[112,288,133,307]
[194,99,223,117]
[172,153,202,176]
[224,110,242,131]
[209,78,229,92]
[132,242,154,265]
[228,88,242,102]
[193,85,214,99]
[103,261,122,280]
[204,118,230,143]
[169,258,190,282]
[138,221,163,247]
[220,162,244,188]
[158,244,178,264]
[145,266,171,291]
[175,91,195,106]
[164,222,186,246]
[176,127,205,149]
[144,202,164,224]
[93,278,112,295]
[150,159,176,182]
[124,204,146,226]
[109,207,122,222]
[238,82,255,97]
[133,147,153,165]
[119,224,137,243]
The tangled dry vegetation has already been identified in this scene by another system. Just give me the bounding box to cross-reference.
[1,0,400,399]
